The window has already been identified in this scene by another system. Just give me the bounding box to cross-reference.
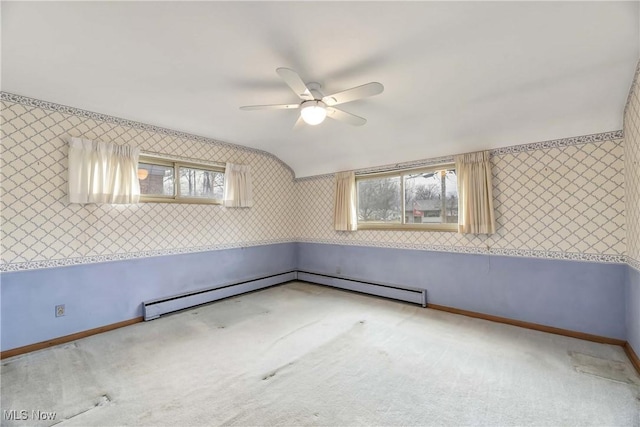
[138,155,224,204]
[356,165,458,231]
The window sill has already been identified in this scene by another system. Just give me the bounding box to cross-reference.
[140,196,223,205]
[357,223,458,232]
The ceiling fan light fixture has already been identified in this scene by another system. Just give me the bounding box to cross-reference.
[240,68,383,127]
[300,100,327,125]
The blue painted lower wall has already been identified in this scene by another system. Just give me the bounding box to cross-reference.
[1,241,633,352]
[627,265,640,353]
[0,243,297,351]
[297,243,627,340]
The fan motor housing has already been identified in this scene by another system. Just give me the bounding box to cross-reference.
[306,82,323,100]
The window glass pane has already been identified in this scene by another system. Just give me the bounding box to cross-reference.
[404,168,458,224]
[138,163,174,196]
[179,167,224,199]
[404,170,441,224]
[357,176,402,223]
[443,169,458,224]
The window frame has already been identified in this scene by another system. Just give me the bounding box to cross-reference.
[138,154,225,205]
[355,163,458,232]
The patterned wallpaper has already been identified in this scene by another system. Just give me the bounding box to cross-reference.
[624,60,640,270]
[295,134,627,264]
[0,91,633,271]
[0,94,296,272]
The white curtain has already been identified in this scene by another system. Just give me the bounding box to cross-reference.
[68,137,140,204]
[223,163,253,207]
[333,171,357,231]
[455,150,496,234]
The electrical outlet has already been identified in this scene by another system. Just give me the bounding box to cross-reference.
[55,304,65,317]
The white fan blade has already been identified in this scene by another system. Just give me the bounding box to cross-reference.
[276,68,314,100]
[293,115,305,130]
[240,104,299,111]
[322,82,384,106]
[326,107,367,126]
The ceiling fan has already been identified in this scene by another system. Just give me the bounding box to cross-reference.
[240,68,384,127]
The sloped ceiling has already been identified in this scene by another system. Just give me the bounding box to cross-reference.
[2,1,638,177]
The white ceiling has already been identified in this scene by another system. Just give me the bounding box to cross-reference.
[2,1,638,178]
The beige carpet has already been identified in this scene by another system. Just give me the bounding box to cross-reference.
[1,281,639,426]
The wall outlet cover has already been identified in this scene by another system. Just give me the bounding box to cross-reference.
[55,304,65,317]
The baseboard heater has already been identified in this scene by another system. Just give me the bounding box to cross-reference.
[297,271,427,307]
[142,271,297,321]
